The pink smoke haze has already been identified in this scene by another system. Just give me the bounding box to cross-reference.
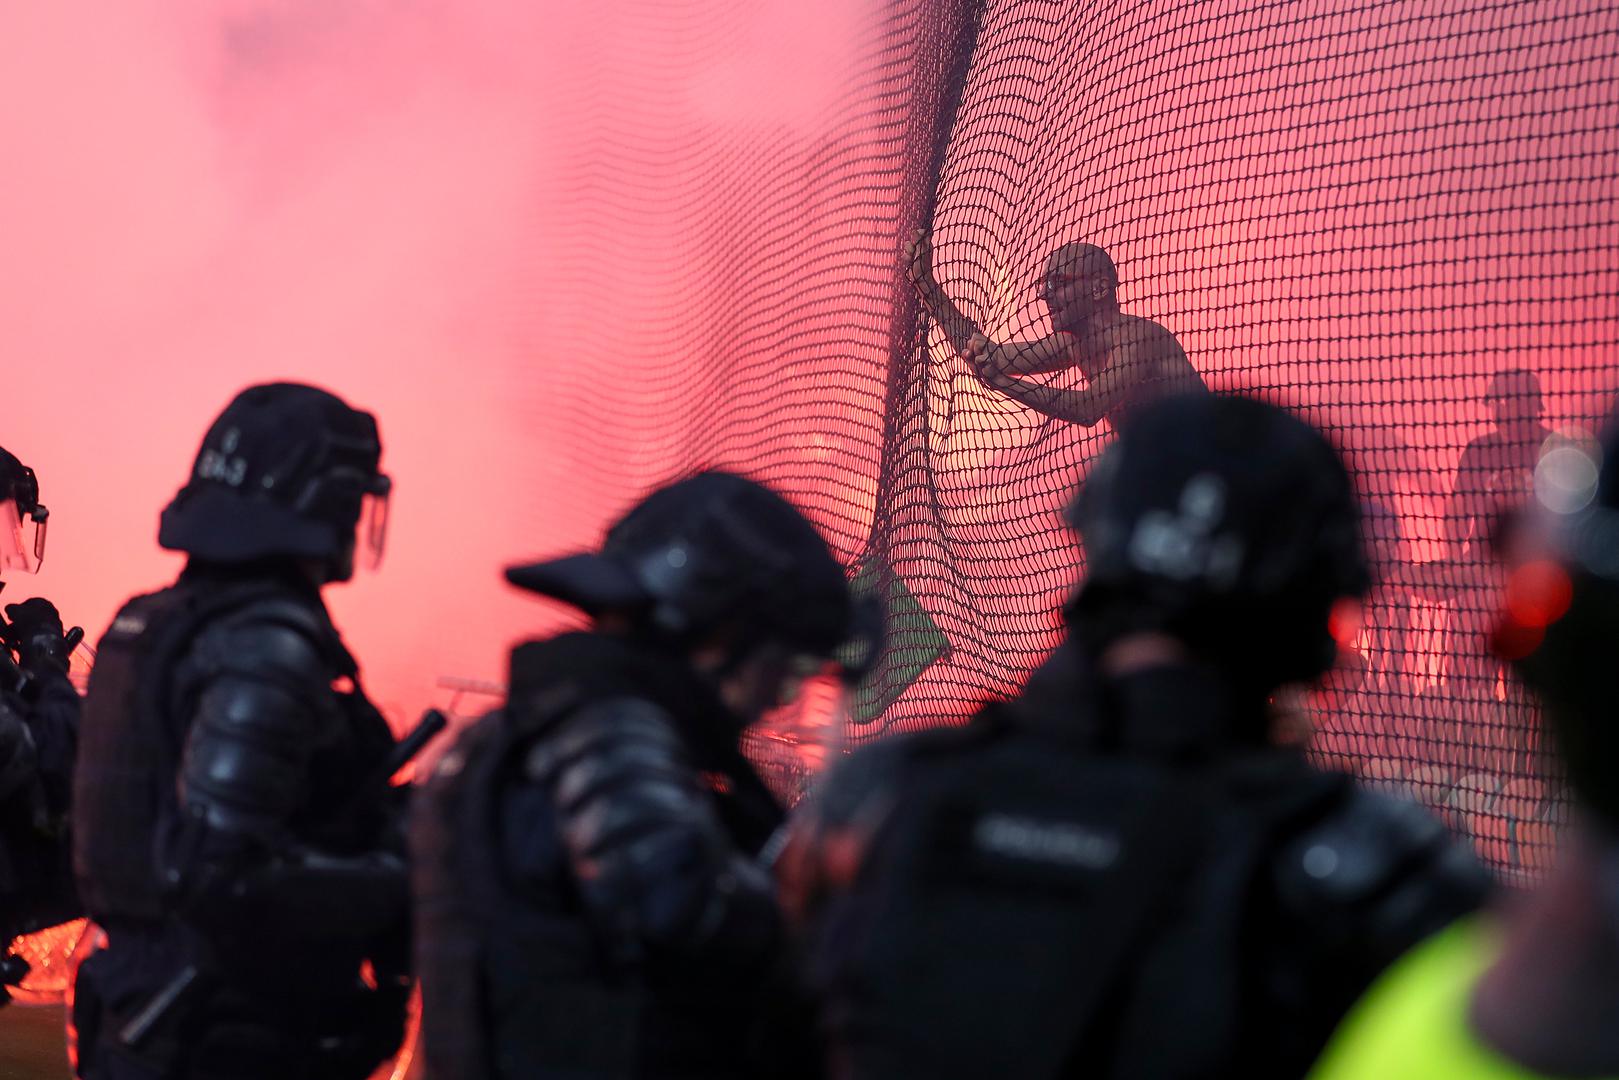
[4,0,1615,749]
[0,1,880,727]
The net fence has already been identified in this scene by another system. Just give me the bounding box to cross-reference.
[518,0,1619,880]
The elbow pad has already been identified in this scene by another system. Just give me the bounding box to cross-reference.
[527,697,777,956]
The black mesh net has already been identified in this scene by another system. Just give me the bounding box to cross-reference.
[530,0,1619,880]
[851,0,1619,881]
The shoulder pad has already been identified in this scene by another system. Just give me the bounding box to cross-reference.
[186,607,336,690]
[1276,786,1488,910]
[521,695,685,782]
[99,589,171,644]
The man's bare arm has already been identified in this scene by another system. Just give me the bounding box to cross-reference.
[903,229,986,356]
[966,334,1134,428]
[985,335,1083,377]
[904,230,1082,377]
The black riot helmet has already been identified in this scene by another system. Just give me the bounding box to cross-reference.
[1496,411,1619,829]
[159,383,391,574]
[507,471,879,679]
[1067,392,1370,692]
[0,446,48,575]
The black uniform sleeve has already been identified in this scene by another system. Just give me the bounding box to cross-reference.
[0,697,39,806]
[1265,785,1491,1064]
[177,620,325,839]
[1274,787,1490,957]
[521,696,780,964]
[774,731,940,942]
[22,670,79,819]
[165,613,405,938]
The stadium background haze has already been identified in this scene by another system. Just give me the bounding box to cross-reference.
[0,0,880,728]
[1,0,1615,749]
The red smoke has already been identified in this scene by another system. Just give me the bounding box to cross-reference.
[0,1,879,728]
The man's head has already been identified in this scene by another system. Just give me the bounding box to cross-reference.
[507,471,874,727]
[0,446,47,577]
[1042,242,1119,333]
[159,383,390,583]
[1484,368,1545,431]
[1067,393,1370,700]
[1495,411,1619,830]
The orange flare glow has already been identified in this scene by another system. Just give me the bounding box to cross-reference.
[1327,597,1364,650]
[1505,559,1573,630]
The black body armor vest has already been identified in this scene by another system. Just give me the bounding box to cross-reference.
[807,649,1484,1080]
[73,572,394,924]
[413,632,785,1080]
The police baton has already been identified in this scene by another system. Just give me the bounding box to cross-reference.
[118,966,201,1049]
[316,707,448,846]
[355,708,449,801]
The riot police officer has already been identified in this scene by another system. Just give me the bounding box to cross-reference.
[1309,412,1619,1079]
[783,392,1489,1080]
[0,445,81,992]
[71,384,409,1080]
[413,471,874,1079]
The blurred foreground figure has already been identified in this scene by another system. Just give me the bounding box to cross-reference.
[785,393,1487,1080]
[72,384,409,1080]
[1310,415,1619,1079]
[903,229,1204,429]
[0,447,81,995]
[414,472,875,1079]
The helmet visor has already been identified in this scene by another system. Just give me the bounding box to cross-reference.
[358,486,390,572]
[0,500,45,574]
[829,593,886,687]
[748,657,850,777]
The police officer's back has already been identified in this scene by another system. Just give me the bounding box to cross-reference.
[71,384,408,1080]
[413,471,871,1079]
[0,447,81,991]
[1311,413,1619,1079]
[786,393,1488,1080]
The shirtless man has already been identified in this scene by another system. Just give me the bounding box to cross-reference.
[903,229,1204,428]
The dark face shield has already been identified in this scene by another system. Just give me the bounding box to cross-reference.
[296,466,391,573]
[831,592,887,688]
[358,483,391,572]
[0,499,47,574]
[751,655,852,774]
[748,593,886,772]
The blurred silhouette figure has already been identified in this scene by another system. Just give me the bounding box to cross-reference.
[1435,369,1555,763]
[784,392,1486,1080]
[0,447,81,998]
[412,472,879,1079]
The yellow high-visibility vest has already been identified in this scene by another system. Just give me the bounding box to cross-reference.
[1309,917,1619,1080]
